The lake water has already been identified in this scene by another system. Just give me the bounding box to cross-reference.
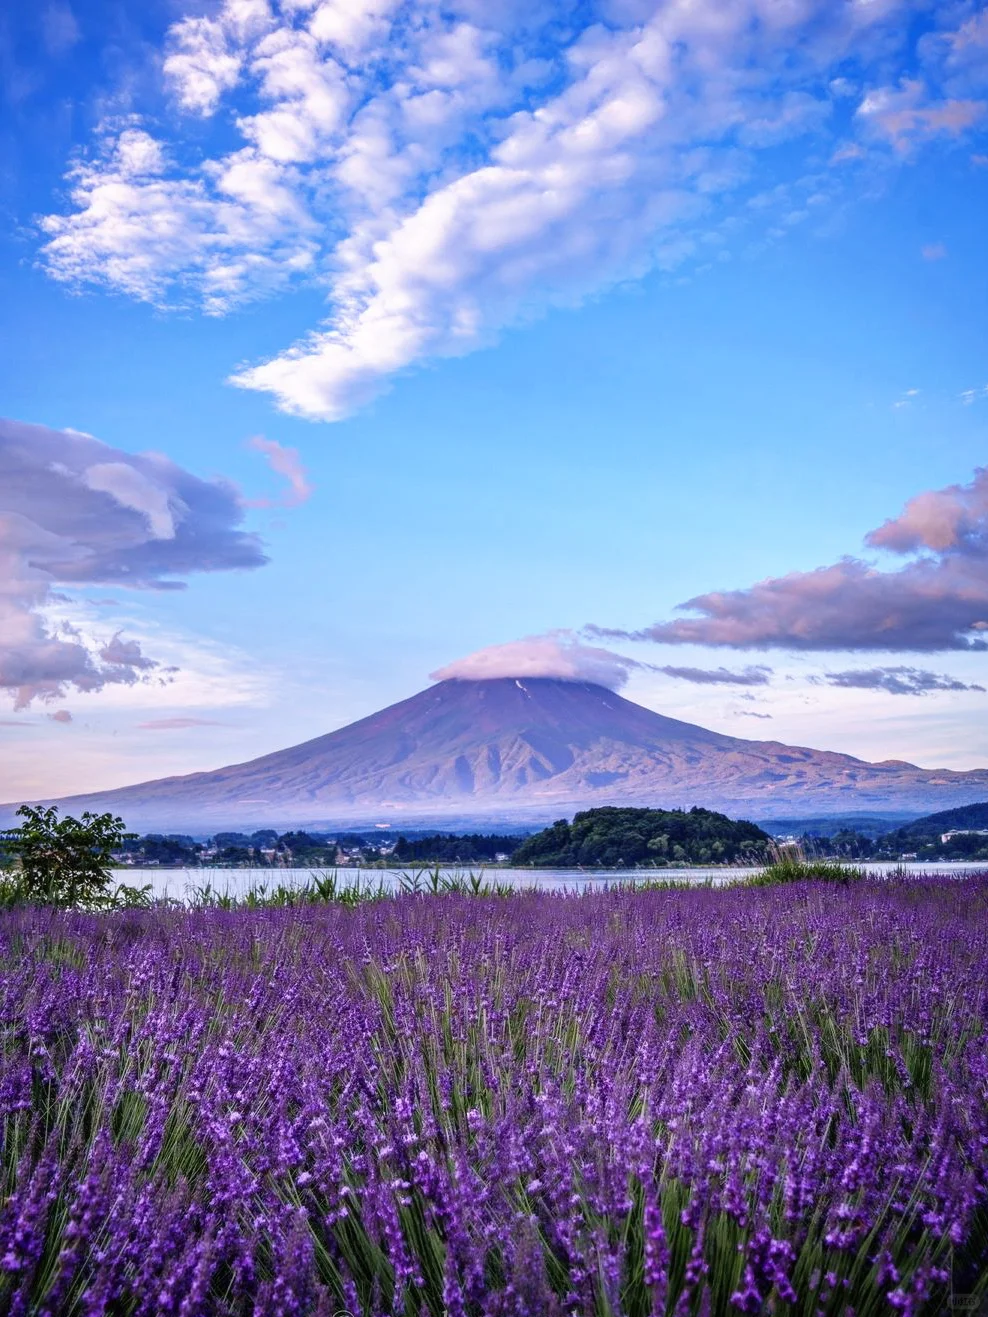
[115,861,988,903]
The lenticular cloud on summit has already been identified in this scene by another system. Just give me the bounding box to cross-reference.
[430,635,642,689]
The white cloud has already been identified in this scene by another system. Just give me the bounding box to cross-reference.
[308,0,401,58]
[38,0,988,418]
[238,26,350,162]
[163,4,273,115]
[113,128,166,177]
[41,122,318,313]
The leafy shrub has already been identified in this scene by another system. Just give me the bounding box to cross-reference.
[0,804,150,909]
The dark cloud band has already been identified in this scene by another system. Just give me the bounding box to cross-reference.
[818,667,985,696]
[656,664,772,686]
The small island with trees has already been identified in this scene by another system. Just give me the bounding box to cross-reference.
[512,805,771,868]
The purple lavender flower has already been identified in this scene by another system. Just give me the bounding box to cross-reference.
[0,877,984,1313]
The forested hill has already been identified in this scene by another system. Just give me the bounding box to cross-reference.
[512,806,771,868]
[896,801,988,837]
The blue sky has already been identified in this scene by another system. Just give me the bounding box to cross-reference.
[2,0,988,800]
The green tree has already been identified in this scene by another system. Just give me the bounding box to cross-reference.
[1,805,142,908]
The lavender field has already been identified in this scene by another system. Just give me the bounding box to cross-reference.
[1,879,986,1316]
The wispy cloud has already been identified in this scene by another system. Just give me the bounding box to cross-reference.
[36,0,988,421]
[0,416,266,708]
[960,384,988,404]
[892,387,920,408]
[41,3,81,58]
[247,435,313,507]
[589,465,988,653]
[921,242,947,260]
[137,717,227,729]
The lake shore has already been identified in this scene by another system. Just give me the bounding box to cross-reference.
[115,859,988,902]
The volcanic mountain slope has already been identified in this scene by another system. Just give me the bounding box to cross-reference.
[11,677,988,829]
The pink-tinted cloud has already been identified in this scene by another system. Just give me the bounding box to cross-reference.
[48,710,73,724]
[248,436,313,508]
[590,467,988,653]
[946,8,988,60]
[137,717,227,729]
[857,80,986,152]
[866,468,988,553]
[921,242,947,260]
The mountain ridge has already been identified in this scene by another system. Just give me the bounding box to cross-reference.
[5,677,988,830]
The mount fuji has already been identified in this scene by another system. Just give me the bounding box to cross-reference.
[6,677,988,831]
